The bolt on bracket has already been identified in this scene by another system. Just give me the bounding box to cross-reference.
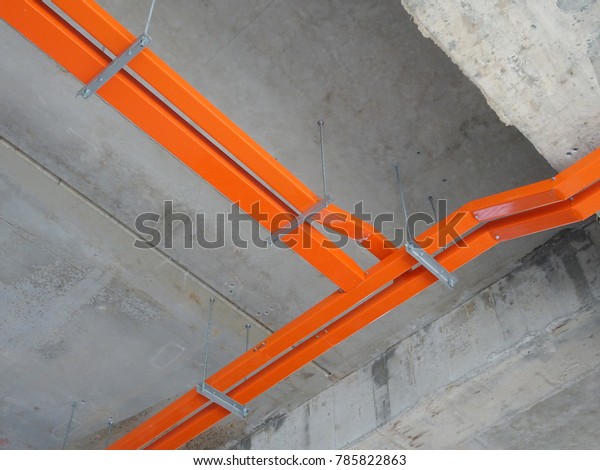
[271,195,332,245]
[78,34,151,99]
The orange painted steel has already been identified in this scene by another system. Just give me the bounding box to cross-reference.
[3,0,600,450]
[49,0,396,262]
[144,231,499,449]
[0,0,370,292]
[465,148,600,223]
[51,0,319,207]
[109,208,487,448]
[120,174,600,450]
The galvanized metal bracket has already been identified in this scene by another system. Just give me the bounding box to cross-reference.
[78,34,151,99]
[271,195,332,245]
[197,299,252,417]
[406,241,458,289]
[197,382,250,418]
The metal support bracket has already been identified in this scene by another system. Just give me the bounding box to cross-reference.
[406,241,458,289]
[197,382,250,418]
[78,34,151,99]
[271,195,332,245]
[197,298,250,417]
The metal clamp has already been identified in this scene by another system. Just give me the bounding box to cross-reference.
[197,382,250,418]
[78,34,151,99]
[78,0,157,99]
[271,195,332,245]
[406,241,457,289]
[394,162,457,289]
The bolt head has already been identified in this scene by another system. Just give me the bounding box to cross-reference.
[495,235,500,240]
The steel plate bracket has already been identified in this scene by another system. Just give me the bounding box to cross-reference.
[197,382,250,418]
[271,195,332,245]
[406,241,458,289]
[78,34,151,99]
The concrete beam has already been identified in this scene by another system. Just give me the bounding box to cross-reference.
[401,0,600,170]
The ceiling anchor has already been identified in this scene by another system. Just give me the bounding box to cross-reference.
[62,401,77,450]
[428,195,438,223]
[196,298,250,418]
[318,119,329,200]
[244,323,252,352]
[395,163,457,289]
[78,0,157,99]
[105,417,114,449]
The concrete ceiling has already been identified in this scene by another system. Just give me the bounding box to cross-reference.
[1,0,584,449]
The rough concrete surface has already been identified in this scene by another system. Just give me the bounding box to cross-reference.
[236,224,600,449]
[401,0,600,170]
[0,0,579,449]
[0,139,329,449]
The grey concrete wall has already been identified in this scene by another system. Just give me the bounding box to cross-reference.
[401,0,600,170]
[234,222,600,449]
